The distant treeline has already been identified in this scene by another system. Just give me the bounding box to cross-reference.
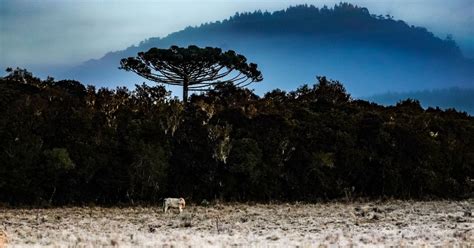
[162,3,462,58]
[366,88,474,115]
[1,68,473,205]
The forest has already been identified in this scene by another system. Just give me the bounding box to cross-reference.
[1,67,473,205]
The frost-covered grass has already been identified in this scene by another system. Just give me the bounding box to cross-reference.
[1,200,473,247]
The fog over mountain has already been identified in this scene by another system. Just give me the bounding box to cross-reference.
[41,4,473,112]
[367,88,474,114]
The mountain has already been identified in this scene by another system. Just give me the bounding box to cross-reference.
[365,87,474,114]
[53,3,473,100]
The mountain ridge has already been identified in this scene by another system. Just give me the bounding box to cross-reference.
[110,4,465,59]
[55,3,472,105]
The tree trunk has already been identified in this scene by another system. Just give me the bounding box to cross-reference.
[183,78,189,102]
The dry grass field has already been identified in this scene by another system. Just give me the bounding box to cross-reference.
[1,200,473,247]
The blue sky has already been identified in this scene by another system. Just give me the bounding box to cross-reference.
[1,0,473,69]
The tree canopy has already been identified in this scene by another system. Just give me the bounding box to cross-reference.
[120,45,263,102]
[1,68,473,205]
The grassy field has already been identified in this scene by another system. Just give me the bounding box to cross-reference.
[1,200,473,247]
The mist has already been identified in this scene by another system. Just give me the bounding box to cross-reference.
[1,0,473,69]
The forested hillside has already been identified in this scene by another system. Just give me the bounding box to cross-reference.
[59,3,473,101]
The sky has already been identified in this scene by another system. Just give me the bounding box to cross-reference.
[1,0,473,69]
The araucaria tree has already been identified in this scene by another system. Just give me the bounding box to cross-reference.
[120,45,263,102]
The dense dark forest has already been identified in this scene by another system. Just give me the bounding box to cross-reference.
[1,67,473,205]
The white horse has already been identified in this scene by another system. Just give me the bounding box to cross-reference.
[163,198,186,213]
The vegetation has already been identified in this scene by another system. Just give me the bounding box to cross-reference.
[168,3,463,58]
[120,45,262,102]
[1,67,473,205]
[60,3,473,115]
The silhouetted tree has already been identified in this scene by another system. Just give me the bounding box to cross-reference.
[120,45,263,102]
